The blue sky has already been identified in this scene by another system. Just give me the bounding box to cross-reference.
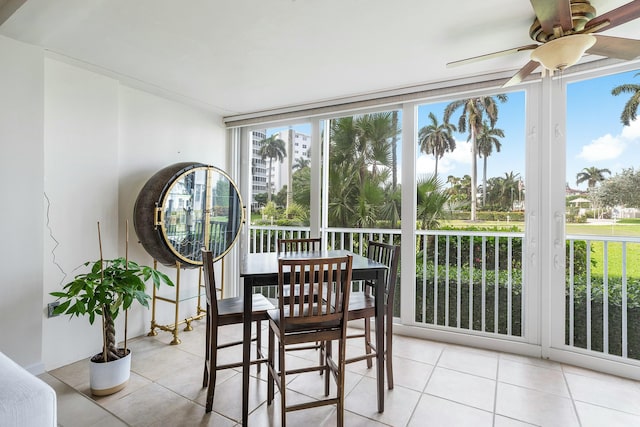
[416,92,525,184]
[567,69,640,190]
[265,68,640,190]
[416,69,640,190]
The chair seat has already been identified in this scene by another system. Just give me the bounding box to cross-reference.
[268,306,341,333]
[217,293,274,326]
[347,292,375,320]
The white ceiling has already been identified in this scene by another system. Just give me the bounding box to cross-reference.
[1,0,638,117]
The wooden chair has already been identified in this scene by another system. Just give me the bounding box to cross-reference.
[267,255,353,427]
[277,237,322,253]
[201,248,274,413]
[346,241,400,389]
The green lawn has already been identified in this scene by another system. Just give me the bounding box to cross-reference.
[441,220,640,277]
[566,223,640,237]
[580,241,640,277]
[442,220,640,238]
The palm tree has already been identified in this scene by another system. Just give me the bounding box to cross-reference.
[355,112,396,178]
[416,174,451,230]
[474,121,504,207]
[292,157,310,170]
[379,182,401,228]
[258,134,286,202]
[292,166,311,210]
[612,72,640,126]
[327,160,359,227]
[444,94,508,221]
[490,171,521,210]
[418,112,457,178]
[576,166,611,190]
[326,113,400,228]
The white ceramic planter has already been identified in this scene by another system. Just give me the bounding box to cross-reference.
[89,349,131,396]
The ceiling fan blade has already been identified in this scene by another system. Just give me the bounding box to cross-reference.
[530,0,573,34]
[503,60,540,87]
[587,34,640,60]
[585,1,640,33]
[446,44,539,68]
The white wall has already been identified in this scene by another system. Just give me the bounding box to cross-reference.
[0,34,227,371]
[41,61,227,370]
[0,35,44,371]
[42,58,121,369]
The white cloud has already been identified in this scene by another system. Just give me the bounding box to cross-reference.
[578,133,626,162]
[416,155,436,176]
[577,118,640,163]
[621,118,640,140]
[443,140,473,165]
[416,139,471,177]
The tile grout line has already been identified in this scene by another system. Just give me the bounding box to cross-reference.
[492,353,500,426]
[401,344,446,427]
[561,363,583,427]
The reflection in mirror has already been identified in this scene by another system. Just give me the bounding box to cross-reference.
[134,162,243,268]
[162,168,242,263]
[163,168,207,263]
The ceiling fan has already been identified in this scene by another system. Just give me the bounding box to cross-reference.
[448,0,640,87]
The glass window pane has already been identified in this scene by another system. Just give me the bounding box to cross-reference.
[249,124,312,227]
[326,110,402,230]
[566,68,640,360]
[415,92,526,336]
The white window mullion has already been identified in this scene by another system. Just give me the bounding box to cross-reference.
[538,72,568,358]
[400,102,418,326]
[310,118,322,238]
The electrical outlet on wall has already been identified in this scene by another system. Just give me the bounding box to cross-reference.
[47,301,60,318]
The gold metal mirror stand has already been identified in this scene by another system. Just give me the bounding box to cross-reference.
[147,260,207,345]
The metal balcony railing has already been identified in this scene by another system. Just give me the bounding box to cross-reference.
[247,226,640,363]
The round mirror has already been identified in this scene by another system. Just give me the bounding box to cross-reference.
[133,162,244,268]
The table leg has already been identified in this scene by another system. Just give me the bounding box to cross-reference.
[376,269,385,413]
[242,277,252,426]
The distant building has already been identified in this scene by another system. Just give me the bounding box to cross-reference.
[250,128,311,211]
[565,183,586,196]
[250,130,268,211]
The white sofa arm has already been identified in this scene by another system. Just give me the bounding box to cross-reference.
[0,351,57,427]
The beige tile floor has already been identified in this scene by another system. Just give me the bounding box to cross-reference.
[41,321,640,427]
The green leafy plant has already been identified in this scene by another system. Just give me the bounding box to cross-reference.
[51,251,174,363]
[50,222,173,363]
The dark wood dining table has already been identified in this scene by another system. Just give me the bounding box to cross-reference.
[239,249,388,426]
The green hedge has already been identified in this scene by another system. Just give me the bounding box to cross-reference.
[421,231,590,274]
[415,263,640,360]
[415,265,522,336]
[449,211,525,221]
[567,296,640,360]
[423,228,523,271]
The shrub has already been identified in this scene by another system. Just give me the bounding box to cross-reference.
[413,258,640,360]
[566,274,640,359]
[415,263,523,336]
[421,226,523,271]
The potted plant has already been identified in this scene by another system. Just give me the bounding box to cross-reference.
[50,222,174,395]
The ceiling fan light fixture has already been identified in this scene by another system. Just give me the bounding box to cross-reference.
[530,34,596,71]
